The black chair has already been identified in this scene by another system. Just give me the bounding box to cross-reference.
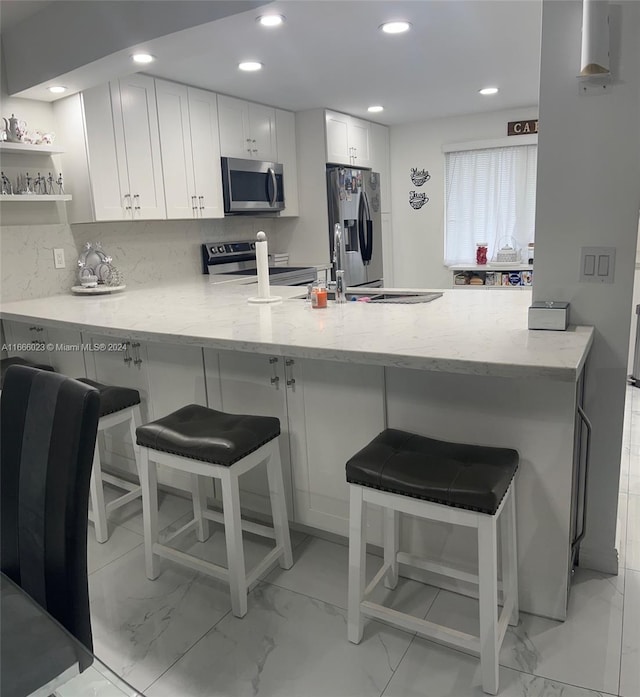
[0,365,100,659]
[0,355,54,388]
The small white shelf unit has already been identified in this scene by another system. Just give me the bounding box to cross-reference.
[0,194,72,202]
[0,142,65,155]
[449,264,533,289]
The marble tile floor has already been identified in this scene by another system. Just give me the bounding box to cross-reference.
[85,387,640,697]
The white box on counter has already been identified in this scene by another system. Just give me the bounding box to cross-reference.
[528,301,570,331]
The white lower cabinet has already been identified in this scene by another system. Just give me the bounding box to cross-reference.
[204,350,385,542]
[83,335,206,492]
[286,358,385,544]
[204,349,293,517]
[2,321,86,377]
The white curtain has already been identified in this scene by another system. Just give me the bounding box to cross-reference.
[445,145,537,265]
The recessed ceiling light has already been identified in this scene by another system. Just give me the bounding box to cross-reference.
[257,14,285,27]
[48,86,67,94]
[131,53,155,64]
[239,61,263,72]
[380,21,411,34]
[479,87,499,95]
[368,105,384,113]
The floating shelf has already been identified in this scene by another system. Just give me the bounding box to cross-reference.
[0,142,65,155]
[0,194,72,201]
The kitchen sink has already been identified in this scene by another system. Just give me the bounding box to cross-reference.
[294,291,442,304]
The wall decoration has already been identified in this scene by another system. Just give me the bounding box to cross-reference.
[410,167,431,186]
[409,191,428,209]
[507,119,539,136]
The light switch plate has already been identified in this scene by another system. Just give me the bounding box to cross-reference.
[580,246,615,283]
[53,248,65,269]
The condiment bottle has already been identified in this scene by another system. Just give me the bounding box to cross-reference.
[311,281,327,308]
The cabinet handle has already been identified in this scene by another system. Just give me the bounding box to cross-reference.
[285,358,295,387]
[270,376,280,386]
[252,149,258,153]
[199,195,204,210]
[124,194,131,211]
[29,326,37,331]
[123,341,132,364]
[247,148,252,154]
[269,357,278,364]
[134,194,141,211]
[132,341,142,366]
[35,327,44,333]
[286,377,296,387]
[246,138,252,142]
[252,139,256,144]
[285,359,294,366]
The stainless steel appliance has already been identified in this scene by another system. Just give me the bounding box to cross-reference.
[221,157,284,214]
[201,242,316,286]
[327,167,383,287]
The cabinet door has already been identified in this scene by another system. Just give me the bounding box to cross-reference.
[248,103,277,161]
[349,117,372,168]
[84,333,151,478]
[275,109,299,217]
[286,358,385,543]
[208,350,293,518]
[46,327,86,377]
[114,75,166,220]
[82,84,128,221]
[144,341,207,491]
[217,95,251,159]
[3,321,50,365]
[155,79,197,219]
[188,87,224,218]
[325,110,351,165]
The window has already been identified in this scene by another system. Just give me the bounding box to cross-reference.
[444,144,537,265]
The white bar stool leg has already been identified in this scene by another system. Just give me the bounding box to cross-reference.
[505,485,519,626]
[221,468,247,618]
[348,484,366,644]
[89,442,108,544]
[191,474,210,542]
[139,446,160,580]
[129,404,142,458]
[266,443,293,569]
[478,514,499,695]
[383,508,399,590]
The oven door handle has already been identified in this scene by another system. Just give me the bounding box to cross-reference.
[268,168,277,207]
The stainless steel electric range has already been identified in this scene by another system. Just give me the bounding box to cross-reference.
[201,242,317,286]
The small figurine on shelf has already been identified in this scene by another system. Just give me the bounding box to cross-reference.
[56,172,64,195]
[1,171,13,195]
[34,172,46,195]
[24,173,33,194]
[46,172,55,195]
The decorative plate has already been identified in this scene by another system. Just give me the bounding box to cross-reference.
[71,284,126,295]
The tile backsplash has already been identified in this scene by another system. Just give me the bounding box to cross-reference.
[0,217,290,302]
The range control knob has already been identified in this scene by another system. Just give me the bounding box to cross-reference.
[250,242,256,249]
[210,247,217,254]
[218,245,225,253]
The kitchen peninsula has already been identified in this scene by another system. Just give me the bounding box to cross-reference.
[1,281,593,622]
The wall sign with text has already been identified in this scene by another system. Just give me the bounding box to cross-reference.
[507,119,539,136]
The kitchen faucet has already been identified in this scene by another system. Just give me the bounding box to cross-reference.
[331,223,347,303]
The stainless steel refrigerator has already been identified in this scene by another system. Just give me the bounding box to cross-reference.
[327,167,384,287]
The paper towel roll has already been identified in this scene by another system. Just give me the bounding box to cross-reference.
[248,231,281,304]
[256,231,270,299]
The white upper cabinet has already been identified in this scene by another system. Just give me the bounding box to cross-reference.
[56,76,166,222]
[155,80,223,219]
[218,95,277,161]
[325,110,372,168]
[275,109,299,217]
[369,122,391,212]
[109,75,166,220]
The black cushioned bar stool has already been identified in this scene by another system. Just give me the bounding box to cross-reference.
[346,429,519,696]
[77,378,143,544]
[136,404,293,618]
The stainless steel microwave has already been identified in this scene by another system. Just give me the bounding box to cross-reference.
[221,157,285,214]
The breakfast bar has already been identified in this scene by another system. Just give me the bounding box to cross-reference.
[1,280,593,622]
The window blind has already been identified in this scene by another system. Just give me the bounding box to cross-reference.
[444,145,537,265]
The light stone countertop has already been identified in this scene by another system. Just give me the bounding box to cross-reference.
[0,279,593,381]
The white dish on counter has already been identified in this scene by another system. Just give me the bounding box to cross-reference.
[71,284,126,295]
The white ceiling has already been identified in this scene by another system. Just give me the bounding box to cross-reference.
[3,0,543,125]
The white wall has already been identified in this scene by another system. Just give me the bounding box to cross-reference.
[389,107,538,288]
[534,1,640,573]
